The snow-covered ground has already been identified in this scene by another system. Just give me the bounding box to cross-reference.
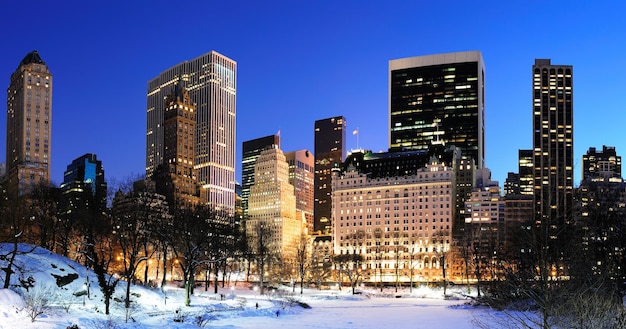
[0,244,493,329]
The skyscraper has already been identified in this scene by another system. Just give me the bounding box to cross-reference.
[5,50,52,194]
[314,116,345,233]
[532,59,573,224]
[389,51,485,168]
[146,51,236,212]
[155,83,199,209]
[285,149,315,234]
[241,134,280,217]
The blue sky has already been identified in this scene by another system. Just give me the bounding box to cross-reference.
[1,1,624,188]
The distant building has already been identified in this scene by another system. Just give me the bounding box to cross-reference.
[5,50,52,195]
[532,59,574,225]
[154,83,200,210]
[146,51,236,213]
[341,146,473,239]
[389,51,485,169]
[504,150,533,197]
[582,145,621,181]
[247,146,302,260]
[285,150,315,234]
[59,153,107,214]
[464,177,506,280]
[518,150,533,196]
[333,153,457,283]
[577,145,626,280]
[314,116,346,233]
[111,179,171,281]
[241,134,280,217]
[504,172,520,196]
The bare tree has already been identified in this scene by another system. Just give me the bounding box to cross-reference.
[248,220,275,295]
[0,185,36,289]
[432,229,450,296]
[333,253,364,295]
[170,206,213,306]
[295,234,309,294]
[309,238,332,290]
[20,284,56,322]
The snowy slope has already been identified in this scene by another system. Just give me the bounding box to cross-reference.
[0,243,489,329]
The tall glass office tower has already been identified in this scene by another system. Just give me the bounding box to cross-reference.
[389,51,485,168]
[146,51,236,213]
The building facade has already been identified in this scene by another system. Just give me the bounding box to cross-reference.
[5,50,52,194]
[247,146,302,260]
[532,59,574,225]
[285,149,315,234]
[582,145,621,181]
[241,134,280,217]
[146,51,236,212]
[60,153,107,212]
[154,83,200,209]
[332,152,461,283]
[314,116,346,233]
[389,51,485,169]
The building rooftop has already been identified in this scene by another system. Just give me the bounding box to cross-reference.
[19,50,45,68]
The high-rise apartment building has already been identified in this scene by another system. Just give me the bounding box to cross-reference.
[241,134,280,217]
[285,149,315,234]
[532,59,573,224]
[155,83,199,209]
[314,116,345,233]
[389,51,485,168]
[5,50,52,194]
[146,51,236,212]
[582,145,621,181]
[247,146,301,260]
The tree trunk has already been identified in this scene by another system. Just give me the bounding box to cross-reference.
[213,263,219,294]
[160,248,167,291]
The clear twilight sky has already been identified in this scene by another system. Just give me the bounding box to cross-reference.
[1,1,625,189]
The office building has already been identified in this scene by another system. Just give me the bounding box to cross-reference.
[5,50,52,194]
[59,153,107,216]
[146,51,236,212]
[314,116,346,233]
[285,149,315,234]
[532,59,573,224]
[241,134,280,217]
[247,146,301,260]
[389,51,485,168]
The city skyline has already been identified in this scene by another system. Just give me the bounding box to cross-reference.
[1,1,625,188]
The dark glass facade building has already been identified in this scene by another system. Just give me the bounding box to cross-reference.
[314,116,345,233]
[60,153,107,214]
[241,134,280,217]
[389,51,485,169]
[532,59,573,225]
